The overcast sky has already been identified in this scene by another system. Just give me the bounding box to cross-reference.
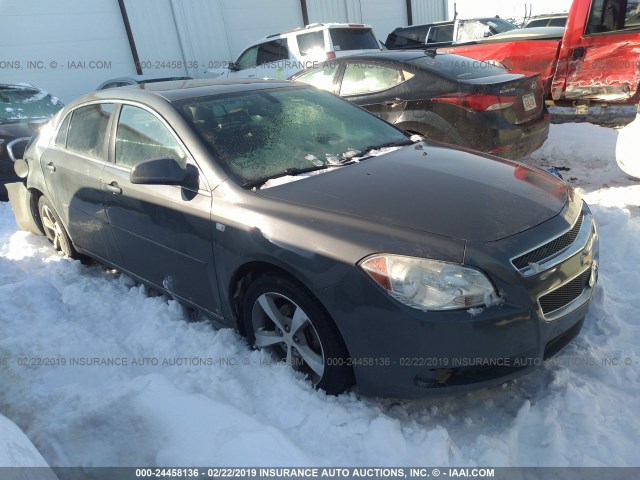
[446,0,574,20]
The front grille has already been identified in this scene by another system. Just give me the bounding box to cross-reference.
[512,213,584,270]
[539,268,591,315]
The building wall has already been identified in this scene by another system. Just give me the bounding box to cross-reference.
[0,0,134,102]
[413,0,450,24]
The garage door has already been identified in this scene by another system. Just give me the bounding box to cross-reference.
[1,0,134,103]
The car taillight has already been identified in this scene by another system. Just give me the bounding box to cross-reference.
[326,51,336,59]
[433,93,517,112]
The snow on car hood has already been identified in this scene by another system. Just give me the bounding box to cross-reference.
[259,143,569,242]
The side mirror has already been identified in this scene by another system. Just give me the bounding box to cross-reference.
[7,137,31,162]
[130,158,187,185]
[228,61,240,72]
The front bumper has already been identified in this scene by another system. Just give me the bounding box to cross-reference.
[315,202,598,399]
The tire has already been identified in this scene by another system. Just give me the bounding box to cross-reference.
[38,196,78,258]
[242,274,354,395]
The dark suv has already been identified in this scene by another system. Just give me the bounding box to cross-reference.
[385,18,517,49]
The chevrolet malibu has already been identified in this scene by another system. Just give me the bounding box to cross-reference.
[8,79,599,398]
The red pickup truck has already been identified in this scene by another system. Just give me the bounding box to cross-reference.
[439,0,640,106]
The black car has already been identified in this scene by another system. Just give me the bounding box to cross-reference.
[8,79,598,398]
[0,84,63,200]
[385,18,517,49]
[291,51,549,159]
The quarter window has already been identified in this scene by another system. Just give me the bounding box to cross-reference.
[115,105,187,169]
[66,103,113,159]
[55,112,72,148]
[340,64,404,96]
[297,31,325,56]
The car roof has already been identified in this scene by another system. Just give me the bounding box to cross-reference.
[483,26,565,40]
[525,13,568,20]
[290,50,499,78]
[97,75,193,89]
[392,17,511,32]
[259,22,373,41]
[304,50,439,63]
[72,78,304,108]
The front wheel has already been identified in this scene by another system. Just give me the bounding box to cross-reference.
[38,196,78,258]
[242,275,354,395]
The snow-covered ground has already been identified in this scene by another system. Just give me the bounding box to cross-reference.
[0,123,639,468]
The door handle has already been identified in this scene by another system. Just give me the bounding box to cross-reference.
[104,181,122,195]
[45,162,56,172]
[384,98,405,106]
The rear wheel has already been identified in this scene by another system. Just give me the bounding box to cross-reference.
[38,196,77,258]
[242,274,353,395]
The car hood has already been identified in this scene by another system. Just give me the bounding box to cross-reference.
[258,143,568,242]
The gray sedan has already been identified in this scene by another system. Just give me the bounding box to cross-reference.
[8,79,599,398]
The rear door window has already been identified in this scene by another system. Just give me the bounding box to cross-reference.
[294,63,340,92]
[340,63,405,96]
[525,19,548,28]
[297,31,325,56]
[66,103,113,160]
[427,25,454,43]
[329,28,379,51]
[548,17,567,27]
[257,39,289,65]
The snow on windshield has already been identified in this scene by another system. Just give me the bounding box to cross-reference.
[456,21,489,42]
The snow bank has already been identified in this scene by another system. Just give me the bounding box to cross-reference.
[524,122,636,192]
[0,413,51,468]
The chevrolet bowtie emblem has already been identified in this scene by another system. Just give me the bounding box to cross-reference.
[580,246,593,267]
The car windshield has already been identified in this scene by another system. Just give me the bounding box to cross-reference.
[410,54,509,80]
[176,87,409,185]
[0,86,62,122]
[330,28,379,51]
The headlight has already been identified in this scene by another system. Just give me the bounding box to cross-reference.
[360,254,496,311]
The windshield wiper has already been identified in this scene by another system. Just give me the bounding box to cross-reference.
[244,139,416,189]
[341,138,415,162]
[242,164,331,190]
